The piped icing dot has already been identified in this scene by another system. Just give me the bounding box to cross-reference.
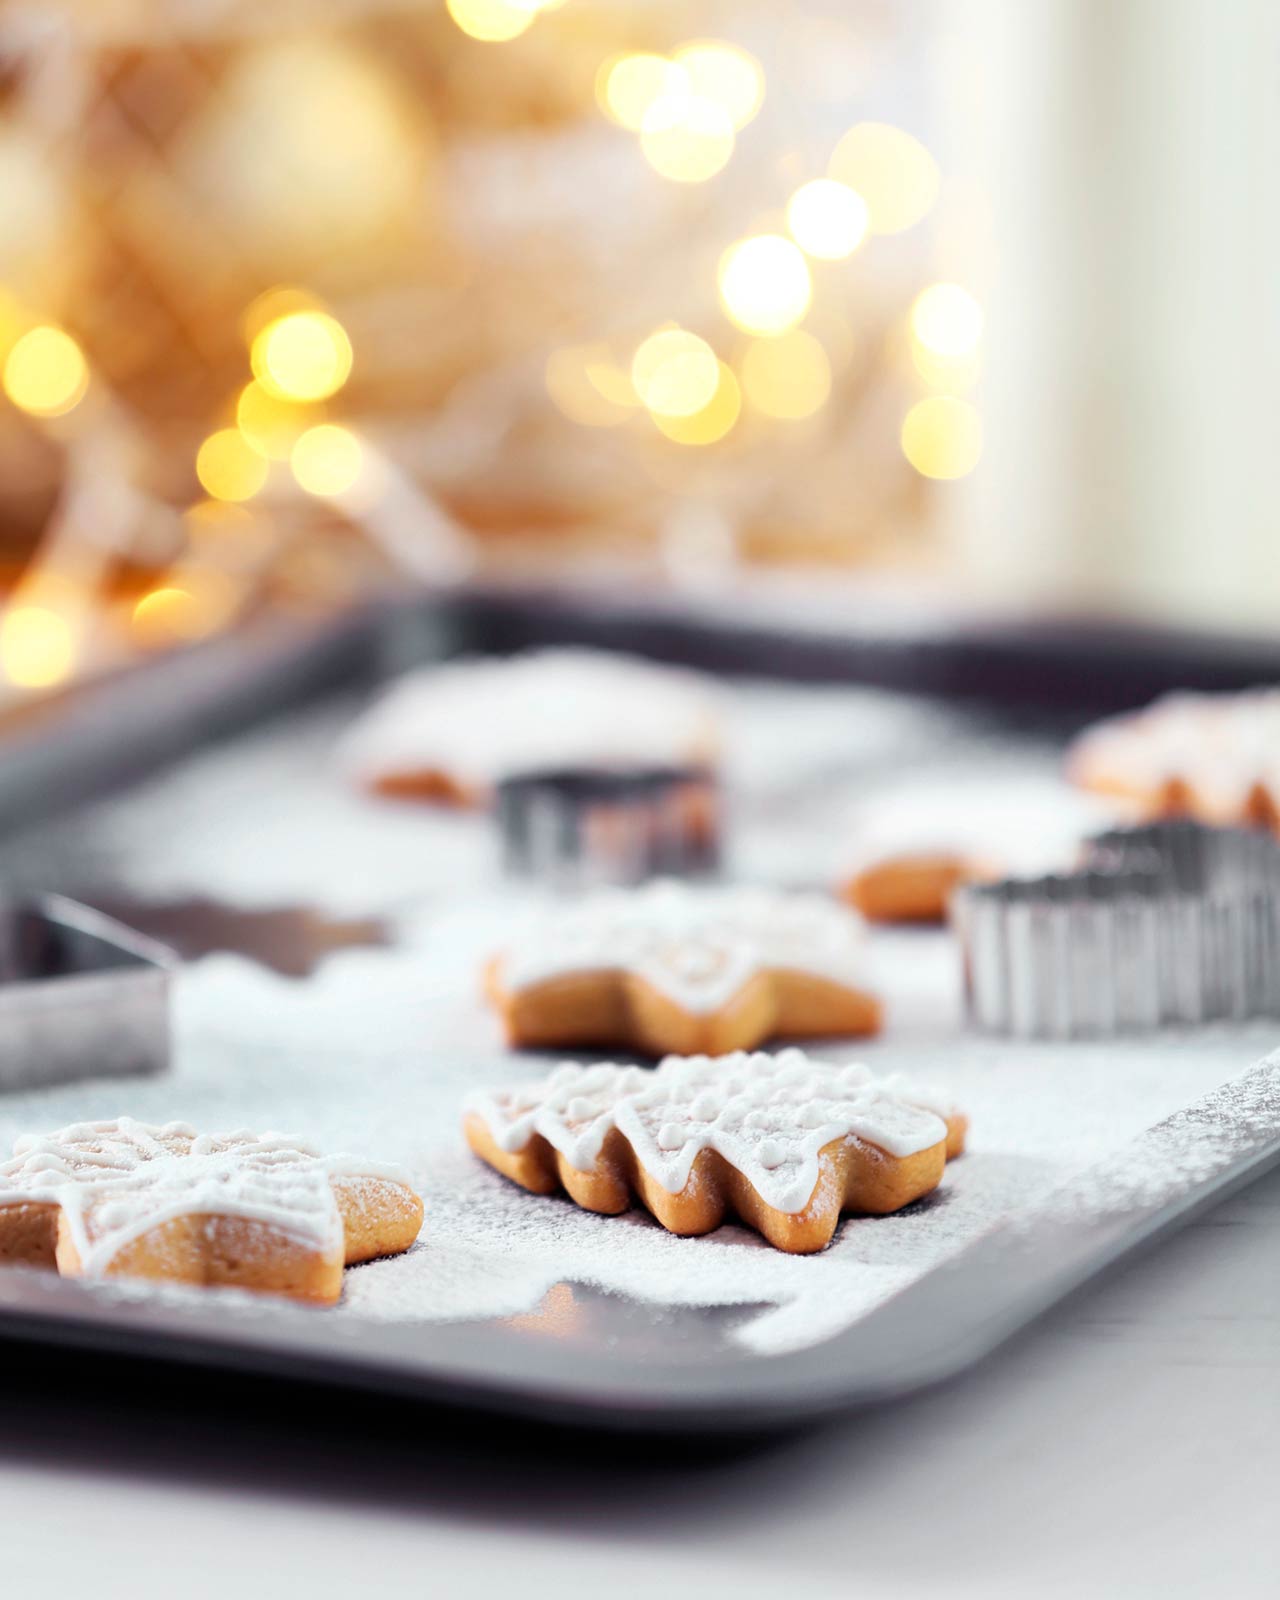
[690,1091,721,1121]
[567,1097,594,1121]
[657,1123,686,1152]
[758,1140,785,1171]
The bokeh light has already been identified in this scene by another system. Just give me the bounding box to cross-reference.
[740,330,831,419]
[131,587,201,645]
[829,123,939,235]
[291,424,364,496]
[631,329,720,418]
[0,605,75,688]
[650,361,740,445]
[900,396,982,479]
[183,500,277,566]
[0,288,27,360]
[240,286,322,345]
[236,381,316,460]
[196,428,270,502]
[718,236,812,336]
[640,96,734,183]
[251,312,353,403]
[446,0,537,43]
[911,345,982,394]
[545,345,635,428]
[910,284,983,359]
[189,41,424,257]
[545,345,634,427]
[132,574,240,646]
[786,179,869,261]
[2,326,89,418]
[597,54,684,130]
[671,42,764,131]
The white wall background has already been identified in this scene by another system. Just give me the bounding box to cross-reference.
[941,0,1278,632]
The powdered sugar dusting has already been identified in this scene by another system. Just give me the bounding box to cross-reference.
[1,901,1272,1357]
[1038,1054,1280,1227]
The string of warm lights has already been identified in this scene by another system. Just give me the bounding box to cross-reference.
[0,9,990,699]
[0,285,372,693]
[197,297,363,503]
[520,27,985,480]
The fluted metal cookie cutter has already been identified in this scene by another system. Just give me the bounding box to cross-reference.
[955,821,1280,1037]
[0,895,176,1093]
[495,765,720,888]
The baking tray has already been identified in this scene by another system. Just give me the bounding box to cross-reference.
[0,1057,1275,1434]
[0,601,1277,1435]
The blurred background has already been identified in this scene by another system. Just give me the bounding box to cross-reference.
[0,0,1275,713]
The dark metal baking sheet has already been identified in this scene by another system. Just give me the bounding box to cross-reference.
[0,1059,1275,1434]
[1,601,1278,1435]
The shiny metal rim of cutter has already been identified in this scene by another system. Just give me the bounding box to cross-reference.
[954,820,1280,1038]
[0,895,176,1094]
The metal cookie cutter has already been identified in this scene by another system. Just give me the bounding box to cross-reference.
[0,895,176,1093]
[495,765,720,887]
[954,820,1280,1038]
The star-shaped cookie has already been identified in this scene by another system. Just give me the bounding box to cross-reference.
[484,882,882,1056]
[0,1118,423,1305]
[464,1049,967,1253]
[338,648,721,806]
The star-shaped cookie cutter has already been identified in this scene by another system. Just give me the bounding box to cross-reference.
[954,820,1280,1037]
[0,895,175,1094]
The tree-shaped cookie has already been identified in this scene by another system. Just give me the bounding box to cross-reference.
[465,1050,966,1253]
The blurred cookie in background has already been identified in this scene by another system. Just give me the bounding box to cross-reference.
[336,648,721,807]
[1066,688,1280,830]
[838,773,1124,924]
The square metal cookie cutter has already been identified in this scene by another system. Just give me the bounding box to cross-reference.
[954,820,1280,1037]
[495,765,720,887]
[0,895,176,1093]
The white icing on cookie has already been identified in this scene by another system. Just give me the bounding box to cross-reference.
[1070,688,1280,812]
[337,648,720,791]
[0,1118,411,1276]
[494,882,871,1014]
[465,1048,952,1214]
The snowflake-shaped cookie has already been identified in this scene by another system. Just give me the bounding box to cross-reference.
[337,648,720,804]
[464,1049,966,1253]
[485,882,882,1056]
[0,1118,423,1304]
